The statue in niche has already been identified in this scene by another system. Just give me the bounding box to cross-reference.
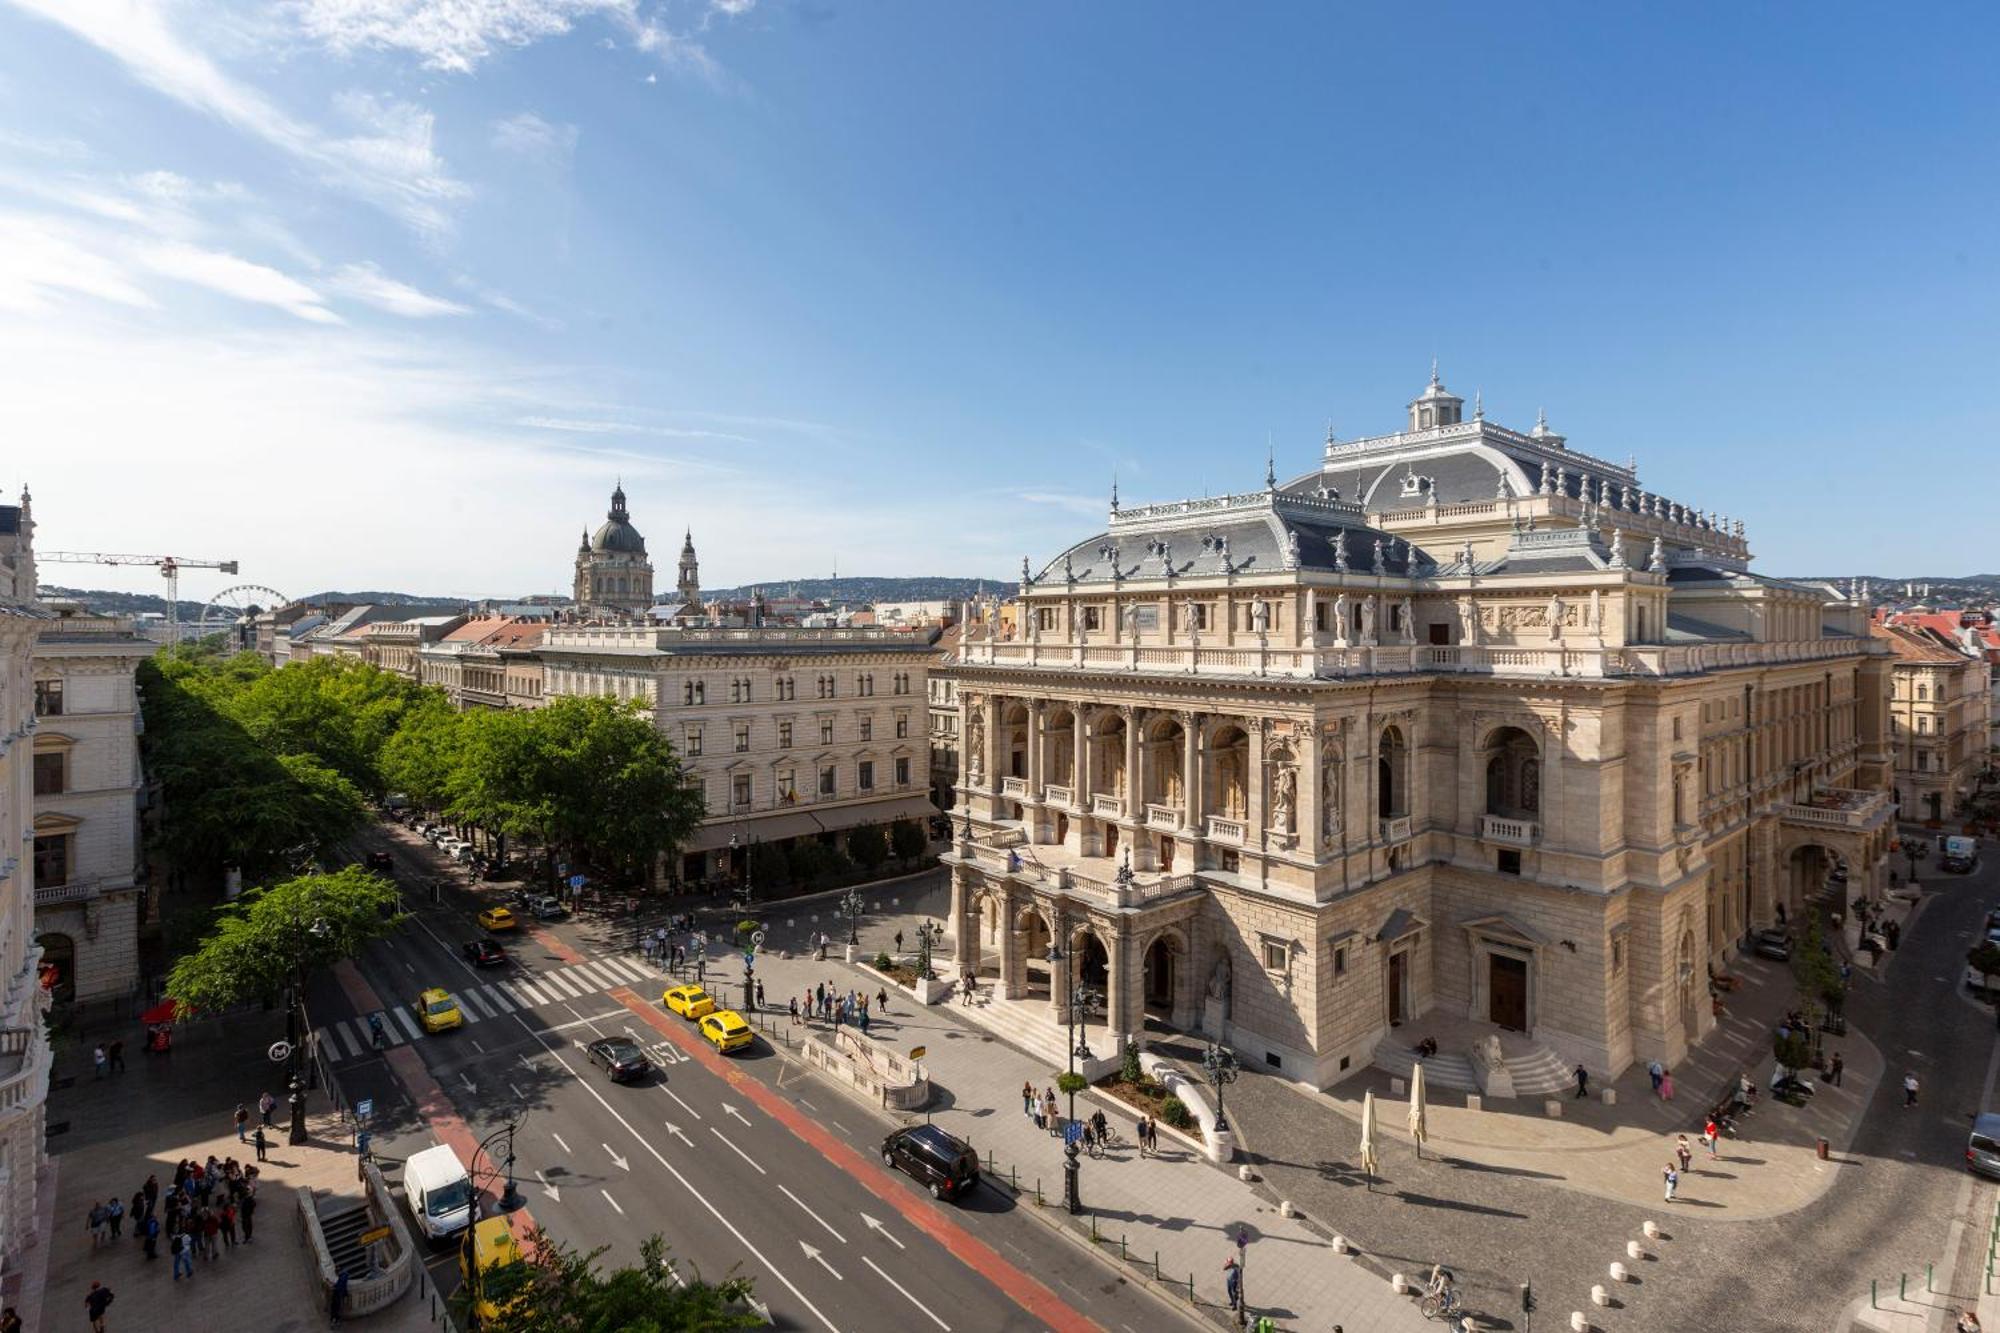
[1284,529,1301,568]
[1331,592,1350,644]
[1207,954,1232,1004]
[1251,600,1271,634]
[1398,597,1415,643]
[1372,538,1386,570]
[1359,597,1377,644]
[1547,593,1566,638]
[1271,761,1297,835]
[1122,602,1138,638]
[1482,1032,1504,1069]
[1457,596,1480,645]
[1321,760,1342,845]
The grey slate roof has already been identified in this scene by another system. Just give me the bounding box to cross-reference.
[1040,512,1427,585]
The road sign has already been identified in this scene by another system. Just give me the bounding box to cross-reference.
[568,874,587,889]
[908,1045,927,1060]
[266,1040,291,1063]
[358,1225,392,1246]
[743,953,755,969]
[1063,1119,1083,1146]
[356,1098,374,1121]
[751,929,767,947]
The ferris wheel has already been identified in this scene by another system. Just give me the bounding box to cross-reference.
[199,584,287,640]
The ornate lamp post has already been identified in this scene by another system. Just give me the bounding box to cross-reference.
[1202,1041,1239,1133]
[915,919,942,980]
[1046,918,1100,1215]
[288,894,329,1146]
[841,886,865,945]
[476,1118,525,1212]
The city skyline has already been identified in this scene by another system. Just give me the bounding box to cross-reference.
[5,3,1998,603]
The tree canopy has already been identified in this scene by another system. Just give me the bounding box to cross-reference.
[474,1231,761,1333]
[164,867,403,1011]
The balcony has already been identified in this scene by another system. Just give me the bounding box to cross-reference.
[34,878,102,908]
[1780,788,1893,832]
[0,1027,42,1117]
[1090,793,1124,818]
[1042,783,1074,809]
[1205,816,1246,845]
[1145,804,1183,831]
[1379,815,1413,844]
[1000,776,1030,798]
[1479,814,1538,847]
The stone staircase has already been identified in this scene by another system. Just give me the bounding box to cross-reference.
[946,986,1120,1080]
[318,1197,376,1279]
[1372,1037,1573,1098]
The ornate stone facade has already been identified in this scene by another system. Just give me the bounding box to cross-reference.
[1874,621,1984,821]
[942,372,1895,1087]
[572,484,655,616]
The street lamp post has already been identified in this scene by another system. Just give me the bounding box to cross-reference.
[841,886,864,946]
[1046,919,1098,1215]
[915,920,941,980]
[1202,1041,1239,1133]
[288,893,329,1146]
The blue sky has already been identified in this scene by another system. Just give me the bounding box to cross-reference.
[4,3,1995,602]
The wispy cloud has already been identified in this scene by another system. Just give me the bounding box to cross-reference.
[5,1,468,235]
[1015,490,1106,518]
[490,111,578,167]
[140,241,339,323]
[0,212,155,314]
[516,415,750,442]
[295,0,628,74]
[329,261,468,317]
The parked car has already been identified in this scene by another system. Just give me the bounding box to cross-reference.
[477,906,519,932]
[585,1037,651,1083]
[880,1125,979,1201]
[662,985,716,1020]
[1969,1112,2000,1180]
[462,939,507,968]
[1752,929,1792,961]
[699,1010,753,1054]
[525,894,568,921]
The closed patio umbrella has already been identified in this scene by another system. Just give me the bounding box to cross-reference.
[1359,1088,1380,1190]
[1408,1061,1429,1161]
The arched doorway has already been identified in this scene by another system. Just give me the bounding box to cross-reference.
[1103,822,1120,861]
[1143,934,1180,1014]
[37,932,75,1004]
[1209,726,1249,819]
[1483,726,1541,817]
[1018,907,1053,998]
[1004,705,1029,779]
[1379,725,1408,818]
[1072,928,1110,993]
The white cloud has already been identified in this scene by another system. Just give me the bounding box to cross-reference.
[295,0,631,73]
[516,415,749,442]
[1016,491,1105,517]
[709,0,754,15]
[490,111,578,166]
[5,0,468,236]
[328,261,469,317]
[0,212,155,314]
[140,241,339,323]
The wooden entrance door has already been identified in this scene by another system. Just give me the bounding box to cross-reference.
[1489,954,1528,1031]
[1387,950,1407,1025]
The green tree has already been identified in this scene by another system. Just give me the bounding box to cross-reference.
[749,840,790,888]
[378,690,465,811]
[1772,1028,1811,1074]
[474,1231,759,1333]
[847,824,888,875]
[163,867,403,1012]
[890,818,926,867]
[787,840,833,887]
[1968,942,2000,995]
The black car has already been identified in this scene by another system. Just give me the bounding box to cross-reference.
[1752,928,1792,961]
[462,939,506,968]
[366,851,394,872]
[881,1124,979,1201]
[586,1037,651,1083]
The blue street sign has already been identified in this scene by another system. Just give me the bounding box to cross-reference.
[743,953,755,969]
[356,1098,374,1121]
[567,874,587,889]
[1063,1120,1082,1146]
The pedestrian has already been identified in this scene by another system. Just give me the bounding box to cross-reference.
[1905,1072,1920,1107]
[143,1174,158,1214]
[171,1230,194,1280]
[1224,1256,1241,1311]
[788,996,799,1024]
[330,1270,350,1326]
[221,1201,238,1248]
[876,986,889,1014]
[1776,902,1787,927]
[1660,1068,1675,1101]
[88,1199,108,1247]
[1573,1063,1589,1099]
[83,1281,114,1333]
[201,1208,220,1260]
[1675,1134,1692,1175]
[859,1007,871,1036]
[1022,1081,1035,1116]
[1033,1096,1046,1131]
[235,1103,250,1142]
[140,1212,159,1261]
[755,979,765,1008]
[106,1194,124,1240]
[129,1189,146,1235]
[239,1192,257,1244]
[107,1038,125,1073]
[1830,1052,1845,1087]
[93,1043,108,1079]
[0,1306,19,1333]
[1647,1059,1663,1095]
[1956,1309,1982,1333]
[254,1126,268,1163]
[1662,1162,1678,1201]
[1703,1116,1720,1159]
[895,929,905,954]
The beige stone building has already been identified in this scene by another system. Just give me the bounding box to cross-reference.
[30,603,155,1005]
[942,371,1895,1090]
[1874,621,1983,822]
[415,616,550,710]
[572,484,655,617]
[540,624,939,885]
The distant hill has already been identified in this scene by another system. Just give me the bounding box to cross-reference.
[40,586,212,620]
[1785,575,2000,603]
[698,576,1004,604]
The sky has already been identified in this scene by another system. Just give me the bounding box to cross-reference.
[4,3,1997,606]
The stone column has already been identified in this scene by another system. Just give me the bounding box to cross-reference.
[1248,719,1269,845]
[1049,930,1073,1024]
[1027,700,1046,807]
[1073,711,1090,809]
[980,693,1003,793]
[1124,706,1143,815]
[1104,927,1136,1055]
[997,897,1022,1000]
[1182,713,1202,828]
[1300,721,1321,852]
[950,865,973,976]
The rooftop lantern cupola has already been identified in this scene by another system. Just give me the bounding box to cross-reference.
[1529,407,1567,450]
[1408,360,1464,431]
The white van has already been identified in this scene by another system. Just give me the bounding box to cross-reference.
[402,1144,475,1240]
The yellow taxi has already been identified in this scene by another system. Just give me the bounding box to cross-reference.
[662,984,715,1020]
[459,1215,528,1326]
[698,1009,753,1054]
[417,987,463,1033]
[475,906,518,932]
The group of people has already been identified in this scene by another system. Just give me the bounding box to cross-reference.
[790,981,889,1034]
[1017,1081,1160,1154]
[96,1154,262,1280]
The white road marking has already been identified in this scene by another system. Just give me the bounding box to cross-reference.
[711,1126,767,1175]
[663,1087,705,1121]
[496,981,532,1009]
[514,979,553,1006]
[860,1212,906,1249]
[778,1184,846,1242]
[393,1008,423,1042]
[551,1133,570,1154]
[600,956,649,983]
[457,989,495,1021]
[334,1021,364,1058]
[800,1241,842,1280]
[472,1039,485,1054]
[508,1082,524,1099]
[536,1169,559,1203]
[403,962,415,975]
[863,1255,949,1330]
[460,1073,477,1094]
[600,1188,624,1215]
[520,1054,539,1074]
[604,1144,631,1172]
[480,985,516,1014]
[663,1121,692,1147]
[721,1103,752,1127]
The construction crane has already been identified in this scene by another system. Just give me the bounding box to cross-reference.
[39,552,240,640]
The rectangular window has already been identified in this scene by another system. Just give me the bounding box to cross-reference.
[685,728,702,757]
[895,716,908,739]
[1261,940,1288,972]
[820,719,834,746]
[732,773,752,809]
[1190,603,1210,631]
[895,757,910,786]
[777,769,796,802]
[1081,606,1101,632]
[859,717,872,741]
[33,751,65,796]
[34,680,62,716]
[33,833,69,886]
[1333,945,1348,977]
[1133,605,1158,632]
[734,723,750,752]
[778,721,793,749]
[819,766,836,797]
[1497,848,1523,875]
[1036,607,1058,632]
[858,760,875,791]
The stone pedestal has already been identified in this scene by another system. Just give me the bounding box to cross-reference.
[1202,997,1228,1040]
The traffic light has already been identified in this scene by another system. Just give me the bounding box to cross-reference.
[1521,1283,1535,1313]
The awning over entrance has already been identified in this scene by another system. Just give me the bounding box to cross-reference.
[686,793,939,852]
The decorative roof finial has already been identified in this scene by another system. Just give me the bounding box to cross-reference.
[1324,419,1336,447]
[1265,439,1276,492]
[1473,390,1484,420]
[1534,407,1548,436]
[1430,356,1440,388]
[1109,472,1119,514]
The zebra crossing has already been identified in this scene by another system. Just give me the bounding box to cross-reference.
[317,952,664,1062]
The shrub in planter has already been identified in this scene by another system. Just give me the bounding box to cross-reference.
[1121,1036,1142,1084]
[1772,1029,1811,1073]
[1160,1095,1193,1130]
[1057,1072,1087,1096]
[734,918,762,944]
[873,951,893,971]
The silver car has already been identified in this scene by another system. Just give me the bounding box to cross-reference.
[1968,1112,2000,1179]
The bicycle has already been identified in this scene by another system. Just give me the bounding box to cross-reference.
[1087,1128,1126,1158]
[1418,1265,1463,1322]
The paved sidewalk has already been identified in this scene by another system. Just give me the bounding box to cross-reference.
[697,941,1431,1333]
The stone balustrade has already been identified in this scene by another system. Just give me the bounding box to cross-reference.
[1206,816,1247,845]
[1479,814,1538,846]
[1145,803,1183,830]
[1042,783,1074,808]
[1380,815,1414,844]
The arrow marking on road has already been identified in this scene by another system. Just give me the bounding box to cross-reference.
[800,1241,842,1280]
[600,1189,624,1215]
[863,1255,951,1330]
[460,1074,477,1094]
[662,1121,692,1147]
[551,1133,570,1154]
[604,1144,630,1171]
[722,1102,752,1127]
[860,1213,906,1249]
[535,1169,559,1203]
[509,1082,525,1100]
[778,1184,847,1243]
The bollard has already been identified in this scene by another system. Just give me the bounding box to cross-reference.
[1626,1240,1644,1260]
[1091,1213,1099,1242]
[1571,1313,1589,1333]
[1871,1278,1878,1309]
[1332,1234,1349,1254]
[1643,1219,1660,1240]
[1901,1273,1908,1301]
[1120,1234,1128,1261]
[1155,1251,1161,1279]
[1280,1200,1296,1218]
[1035,1178,1043,1206]
[1591,1283,1609,1307]
[1609,1261,1628,1283]
[1927,1263,1934,1292]
[1392,1273,1409,1295]
[1189,1275,1196,1303]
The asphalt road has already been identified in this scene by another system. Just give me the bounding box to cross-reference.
[311,825,1177,1333]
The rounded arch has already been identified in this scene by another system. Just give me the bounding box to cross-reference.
[1208,724,1250,820]
[1142,925,1190,1014]
[1378,724,1409,819]
[1482,724,1542,818]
